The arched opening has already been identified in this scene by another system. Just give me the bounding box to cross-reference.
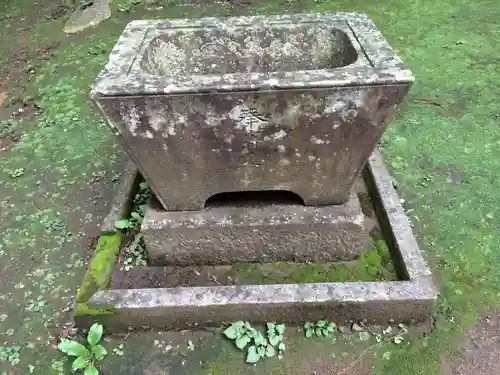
[204,190,305,208]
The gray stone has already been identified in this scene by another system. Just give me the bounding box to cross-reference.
[63,0,111,34]
[100,160,139,233]
[91,13,414,211]
[351,323,364,332]
[141,193,372,266]
[338,325,350,334]
[74,150,438,332]
[79,279,437,332]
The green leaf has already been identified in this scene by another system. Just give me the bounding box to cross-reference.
[257,346,266,357]
[326,322,336,332]
[58,339,90,357]
[393,335,404,344]
[235,335,251,350]
[254,332,267,347]
[131,212,142,221]
[246,327,258,338]
[91,344,107,360]
[269,335,281,347]
[275,324,285,335]
[246,346,260,364]
[233,321,245,328]
[305,329,313,338]
[236,326,246,337]
[87,323,104,346]
[322,328,331,337]
[303,322,313,330]
[316,320,327,328]
[223,326,238,340]
[72,356,89,371]
[265,345,276,358]
[84,364,99,375]
[315,327,323,337]
[278,342,286,352]
[114,219,132,229]
[266,322,276,331]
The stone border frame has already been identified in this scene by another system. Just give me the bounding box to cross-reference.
[73,151,438,332]
[91,12,414,96]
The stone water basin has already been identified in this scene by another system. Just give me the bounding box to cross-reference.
[91,13,414,211]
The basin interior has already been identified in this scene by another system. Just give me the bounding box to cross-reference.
[140,22,359,76]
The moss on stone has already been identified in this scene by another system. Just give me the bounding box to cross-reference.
[230,236,398,284]
[74,302,116,316]
[76,233,124,303]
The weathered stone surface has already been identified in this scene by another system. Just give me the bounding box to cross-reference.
[63,0,111,34]
[141,193,372,266]
[74,150,438,333]
[92,13,414,211]
[79,279,437,332]
[100,160,139,233]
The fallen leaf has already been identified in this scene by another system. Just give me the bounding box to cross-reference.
[0,92,6,106]
[415,98,442,107]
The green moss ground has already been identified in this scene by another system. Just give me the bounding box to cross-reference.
[230,234,398,284]
[0,0,499,374]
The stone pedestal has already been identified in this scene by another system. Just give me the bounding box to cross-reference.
[141,193,372,266]
[91,13,413,211]
[79,15,430,333]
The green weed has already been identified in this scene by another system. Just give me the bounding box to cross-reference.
[0,345,22,366]
[116,0,143,12]
[58,323,107,375]
[112,344,124,356]
[223,321,286,363]
[303,320,337,339]
[115,181,151,270]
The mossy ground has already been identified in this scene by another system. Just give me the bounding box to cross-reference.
[230,234,397,284]
[0,0,499,374]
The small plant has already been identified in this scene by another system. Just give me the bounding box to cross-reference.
[117,0,142,12]
[303,319,337,338]
[79,0,94,10]
[58,323,107,375]
[8,167,25,178]
[26,296,47,312]
[0,345,21,365]
[223,321,286,364]
[112,344,124,356]
[120,233,147,271]
[393,335,404,344]
[114,211,142,230]
[116,181,150,271]
[0,118,21,137]
[114,182,150,231]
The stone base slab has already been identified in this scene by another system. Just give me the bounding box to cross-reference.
[74,150,438,332]
[80,280,436,332]
[141,193,372,266]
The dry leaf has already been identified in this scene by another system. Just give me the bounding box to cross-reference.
[415,98,442,107]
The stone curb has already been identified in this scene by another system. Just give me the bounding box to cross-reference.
[74,151,438,332]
